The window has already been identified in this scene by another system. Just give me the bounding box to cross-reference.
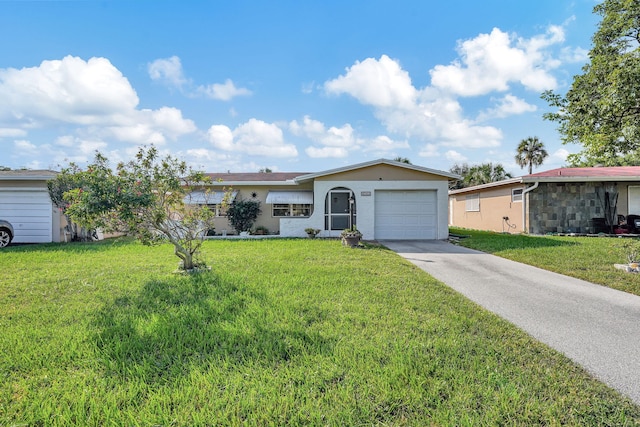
[204,204,227,217]
[512,188,523,203]
[272,203,312,217]
[465,194,480,212]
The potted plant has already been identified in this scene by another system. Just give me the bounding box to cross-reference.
[305,228,320,238]
[253,225,269,235]
[341,227,362,247]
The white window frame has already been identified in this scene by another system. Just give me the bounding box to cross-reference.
[512,188,523,203]
[204,204,226,217]
[272,203,312,217]
[465,194,480,212]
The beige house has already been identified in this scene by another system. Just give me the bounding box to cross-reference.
[195,159,459,240]
[449,178,526,233]
[449,166,640,235]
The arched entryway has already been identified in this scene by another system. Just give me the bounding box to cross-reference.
[325,187,356,231]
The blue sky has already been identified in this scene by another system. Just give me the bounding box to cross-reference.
[0,0,599,175]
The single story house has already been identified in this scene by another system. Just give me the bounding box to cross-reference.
[194,158,459,240]
[0,170,68,244]
[449,166,640,234]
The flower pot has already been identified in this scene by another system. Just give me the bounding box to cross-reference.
[342,236,361,248]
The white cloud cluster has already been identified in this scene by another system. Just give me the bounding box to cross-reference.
[325,55,417,109]
[147,56,189,89]
[323,24,568,157]
[289,115,408,158]
[477,94,537,121]
[197,79,252,101]
[207,119,298,158]
[324,56,503,152]
[0,56,196,148]
[430,26,563,96]
[148,56,252,101]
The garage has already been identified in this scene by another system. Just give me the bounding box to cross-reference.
[0,189,54,244]
[374,190,437,239]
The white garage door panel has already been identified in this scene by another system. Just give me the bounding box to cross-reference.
[0,190,53,243]
[375,190,437,240]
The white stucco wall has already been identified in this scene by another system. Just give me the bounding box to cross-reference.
[279,179,450,240]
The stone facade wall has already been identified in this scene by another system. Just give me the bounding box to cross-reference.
[528,182,614,234]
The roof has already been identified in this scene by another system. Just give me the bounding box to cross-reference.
[524,166,640,182]
[448,177,523,195]
[205,172,307,183]
[294,158,460,183]
[0,170,58,180]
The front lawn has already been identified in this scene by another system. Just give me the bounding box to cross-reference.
[450,227,640,296]
[1,238,638,425]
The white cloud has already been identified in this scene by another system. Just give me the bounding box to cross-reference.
[305,146,348,158]
[419,143,440,158]
[552,148,570,162]
[0,55,139,127]
[477,94,537,121]
[324,56,504,150]
[0,56,196,148]
[363,135,410,152]
[207,119,298,158]
[444,150,467,163]
[290,115,407,158]
[325,54,417,109]
[197,79,252,101]
[0,128,26,138]
[429,27,562,96]
[148,56,188,89]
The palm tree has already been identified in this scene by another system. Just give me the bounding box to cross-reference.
[464,163,512,187]
[393,156,412,164]
[515,136,548,175]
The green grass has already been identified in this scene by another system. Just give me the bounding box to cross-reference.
[1,238,639,425]
[450,227,640,297]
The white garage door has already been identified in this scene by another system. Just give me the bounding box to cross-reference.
[375,190,437,240]
[0,190,53,243]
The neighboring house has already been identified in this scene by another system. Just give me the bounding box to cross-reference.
[0,170,67,244]
[449,166,640,234]
[193,159,459,240]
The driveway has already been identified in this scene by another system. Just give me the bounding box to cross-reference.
[381,239,640,406]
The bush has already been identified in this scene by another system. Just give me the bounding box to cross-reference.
[226,200,261,233]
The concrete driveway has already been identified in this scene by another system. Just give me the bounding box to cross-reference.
[381,239,640,406]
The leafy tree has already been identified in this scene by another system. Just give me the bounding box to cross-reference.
[515,136,549,174]
[48,147,217,271]
[259,167,273,173]
[450,162,512,189]
[449,163,471,189]
[393,157,412,164]
[542,0,640,166]
[47,167,94,241]
[226,200,261,234]
[0,166,11,171]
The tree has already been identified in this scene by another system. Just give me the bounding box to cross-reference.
[47,166,94,241]
[515,136,549,174]
[48,147,218,271]
[542,0,640,166]
[450,162,512,189]
[449,163,470,189]
[393,157,412,164]
[258,168,272,173]
[226,200,261,234]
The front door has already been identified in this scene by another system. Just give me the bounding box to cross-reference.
[326,189,355,230]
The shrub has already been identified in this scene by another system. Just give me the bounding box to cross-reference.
[226,200,261,233]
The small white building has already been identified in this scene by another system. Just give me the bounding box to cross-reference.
[0,170,66,244]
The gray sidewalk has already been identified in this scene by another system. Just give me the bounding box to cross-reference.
[381,239,640,406]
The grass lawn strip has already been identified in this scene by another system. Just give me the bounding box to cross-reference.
[450,227,640,297]
[0,238,638,425]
